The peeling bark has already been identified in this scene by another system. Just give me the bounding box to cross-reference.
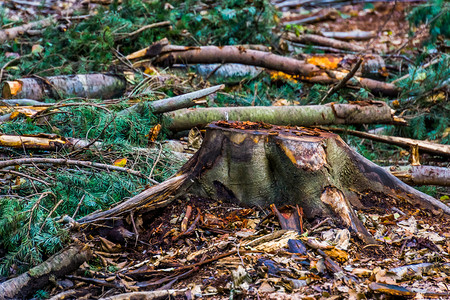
[0,243,91,300]
[164,101,405,132]
[2,74,127,100]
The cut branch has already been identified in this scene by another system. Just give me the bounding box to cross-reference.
[118,84,224,116]
[164,101,405,132]
[0,17,54,43]
[320,127,450,158]
[321,30,376,40]
[2,74,127,100]
[282,32,365,52]
[0,243,91,300]
[385,165,450,186]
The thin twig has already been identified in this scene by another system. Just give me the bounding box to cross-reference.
[0,157,156,182]
[39,198,63,233]
[320,57,363,103]
[0,169,50,186]
[114,21,171,41]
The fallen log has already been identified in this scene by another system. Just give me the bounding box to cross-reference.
[0,17,54,43]
[150,44,320,77]
[282,32,365,52]
[2,74,127,100]
[0,243,91,300]
[320,127,450,158]
[385,165,450,186]
[163,101,406,132]
[138,41,398,96]
[118,84,224,116]
[0,133,70,151]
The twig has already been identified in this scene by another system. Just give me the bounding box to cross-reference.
[0,169,50,186]
[391,56,442,84]
[148,143,163,179]
[72,194,86,219]
[0,54,31,82]
[39,198,63,233]
[320,57,363,103]
[114,21,171,41]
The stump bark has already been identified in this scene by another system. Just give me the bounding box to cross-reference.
[180,121,450,242]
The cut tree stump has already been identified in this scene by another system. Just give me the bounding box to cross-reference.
[79,121,449,243]
[178,121,450,242]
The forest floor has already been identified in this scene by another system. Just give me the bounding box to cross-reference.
[0,0,449,299]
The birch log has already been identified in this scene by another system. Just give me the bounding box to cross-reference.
[2,74,127,100]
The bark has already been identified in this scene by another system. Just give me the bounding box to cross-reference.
[0,105,49,120]
[118,84,224,116]
[163,101,405,132]
[0,17,54,43]
[385,165,450,186]
[321,127,450,158]
[2,74,127,100]
[178,122,450,243]
[0,243,91,300]
[321,30,376,40]
[282,32,365,52]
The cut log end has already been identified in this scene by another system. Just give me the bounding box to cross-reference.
[180,121,450,243]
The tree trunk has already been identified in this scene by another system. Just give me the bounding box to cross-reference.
[178,121,450,242]
[164,101,405,132]
[0,243,91,300]
[2,74,127,100]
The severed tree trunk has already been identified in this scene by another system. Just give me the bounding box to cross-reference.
[386,165,450,186]
[178,121,450,242]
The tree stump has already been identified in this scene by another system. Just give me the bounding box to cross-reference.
[180,121,450,243]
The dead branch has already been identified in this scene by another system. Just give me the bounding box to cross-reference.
[0,17,54,43]
[77,174,187,224]
[385,165,450,186]
[163,101,405,132]
[320,127,450,157]
[321,30,376,40]
[114,21,171,41]
[282,32,365,52]
[118,84,224,116]
[321,57,363,103]
[0,243,91,300]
